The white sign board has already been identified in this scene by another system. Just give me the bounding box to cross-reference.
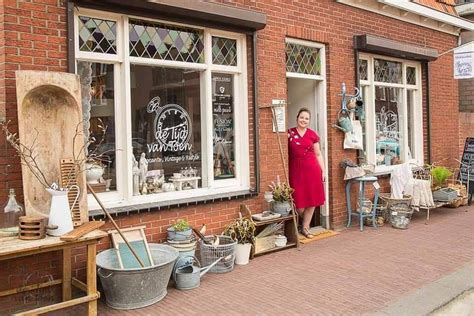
[272,99,286,132]
[454,52,474,79]
[454,42,474,80]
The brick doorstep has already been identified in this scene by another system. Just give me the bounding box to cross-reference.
[94,206,474,315]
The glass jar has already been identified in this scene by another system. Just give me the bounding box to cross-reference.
[0,188,24,234]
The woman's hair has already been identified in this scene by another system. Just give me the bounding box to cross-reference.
[296,107,311,119]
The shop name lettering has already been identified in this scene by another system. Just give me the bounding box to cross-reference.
[146,153,200,163]
[456,61,472,75]
[147,141,192,153]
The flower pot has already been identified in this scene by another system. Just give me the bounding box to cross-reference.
[174,228,192,241]
[85,163,104,184]
[167,227,176,240]
[273,201,290,216]
[234,243,251,265]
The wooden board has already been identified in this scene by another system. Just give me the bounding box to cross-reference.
[108,226,153,269]
[16,71,88,223]
[60,221,105,242]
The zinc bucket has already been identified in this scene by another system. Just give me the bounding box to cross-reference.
[96,243,178,310]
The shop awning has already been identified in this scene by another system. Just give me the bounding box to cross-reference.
[354,34,439,61]
[71,0,267,32]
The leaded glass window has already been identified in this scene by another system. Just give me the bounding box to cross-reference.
[212,37,237,66]
[406,66,416,85]
[359,59,368,81]
[129,20,204,63]
[78,16,117,54]
[374,58,402,84]
[286,42,321,76]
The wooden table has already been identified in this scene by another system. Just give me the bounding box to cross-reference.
[0,230,107,315]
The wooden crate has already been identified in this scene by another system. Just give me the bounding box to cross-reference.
[254,235,277,254]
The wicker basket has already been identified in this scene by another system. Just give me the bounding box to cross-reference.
[379,193,412,222]
[199,235,236,273]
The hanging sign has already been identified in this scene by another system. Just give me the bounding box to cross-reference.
[453,42,474,80]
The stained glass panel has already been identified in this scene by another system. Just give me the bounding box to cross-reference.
[78,16,117,54]
[406,66,416,85]
[286,42,321,76]
[129,20,204,63]
[212,37,237,66]
[374,58,402,84]
[359,59,368,81]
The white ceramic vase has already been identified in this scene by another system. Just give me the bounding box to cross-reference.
[85,163,104,184]
[234,243,251,265]
[46,186,79,236]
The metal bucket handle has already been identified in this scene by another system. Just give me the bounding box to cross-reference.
[97,267,113,279]
[173,256,200,284]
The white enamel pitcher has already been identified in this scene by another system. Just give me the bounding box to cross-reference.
[46,185,80,236]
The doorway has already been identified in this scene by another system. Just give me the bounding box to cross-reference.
[287,77,328,229]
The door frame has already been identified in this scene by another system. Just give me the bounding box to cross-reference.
[285,38,329,229]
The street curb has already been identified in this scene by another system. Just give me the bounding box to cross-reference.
[372,261,474,316]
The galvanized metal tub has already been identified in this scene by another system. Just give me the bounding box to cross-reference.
[96,243,178,310]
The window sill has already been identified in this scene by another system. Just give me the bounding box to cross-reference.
[88,188,257,218]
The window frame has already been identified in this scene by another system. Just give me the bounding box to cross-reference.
[74,8,250,211]
[359,53,423,174]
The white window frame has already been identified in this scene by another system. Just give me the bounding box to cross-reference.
[359,53,423,174]
[74,8,250,211]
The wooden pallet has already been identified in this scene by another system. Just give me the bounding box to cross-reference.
[60,221,105,242]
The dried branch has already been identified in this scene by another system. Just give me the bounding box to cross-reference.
[1,122,51,189]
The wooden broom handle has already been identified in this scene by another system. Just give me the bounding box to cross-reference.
[87,184,145,268]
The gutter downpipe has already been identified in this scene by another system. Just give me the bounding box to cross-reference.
[253,31,260,193]
[426,61,432,165]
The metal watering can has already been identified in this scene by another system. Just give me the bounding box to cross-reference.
[336,109,353,133]
[173,256,224,290]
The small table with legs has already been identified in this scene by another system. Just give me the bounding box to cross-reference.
[345,176,380,231]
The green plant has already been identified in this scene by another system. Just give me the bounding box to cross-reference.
[430,166,453,188]
[223,214,256,244]
[171,219,191,232]
[269,181,294,203]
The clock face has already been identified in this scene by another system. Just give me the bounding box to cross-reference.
[154,104,191,147]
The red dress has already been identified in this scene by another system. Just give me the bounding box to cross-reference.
[288,127,325,208]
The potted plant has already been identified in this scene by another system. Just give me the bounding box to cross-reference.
[430,166,453,189]
[223,213,255,265]
[168,219,192,241]
[269,180,294,216]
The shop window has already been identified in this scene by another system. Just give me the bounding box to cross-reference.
[212,37,237,66]
[78,16,117,54]
[77,61,117,192]
[359,55,423,172]
[285,41,321,76]
[129,20,204,63]
[75,9,249,210]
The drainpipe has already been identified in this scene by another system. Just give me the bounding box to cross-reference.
[425,61,432,164]
[253,32,260,193]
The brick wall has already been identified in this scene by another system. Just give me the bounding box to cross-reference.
[0,0,462,312]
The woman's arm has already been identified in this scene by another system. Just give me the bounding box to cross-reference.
[314,142,326,182]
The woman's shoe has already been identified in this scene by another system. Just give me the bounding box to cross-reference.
[301,227,314,239]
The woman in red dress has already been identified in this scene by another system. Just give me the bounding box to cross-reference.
[288,108,326,238]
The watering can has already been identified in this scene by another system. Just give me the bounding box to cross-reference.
[336,110,353,133]
[173,256,225,290]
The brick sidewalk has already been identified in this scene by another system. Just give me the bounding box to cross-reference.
[97,206,473,315]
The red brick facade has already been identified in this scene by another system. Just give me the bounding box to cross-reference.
[0,1,463,313]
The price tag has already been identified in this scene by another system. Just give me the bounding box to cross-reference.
[373,182,380,190]
[391,211,398,215]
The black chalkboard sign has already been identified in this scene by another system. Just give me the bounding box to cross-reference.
[459,137,474,205]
